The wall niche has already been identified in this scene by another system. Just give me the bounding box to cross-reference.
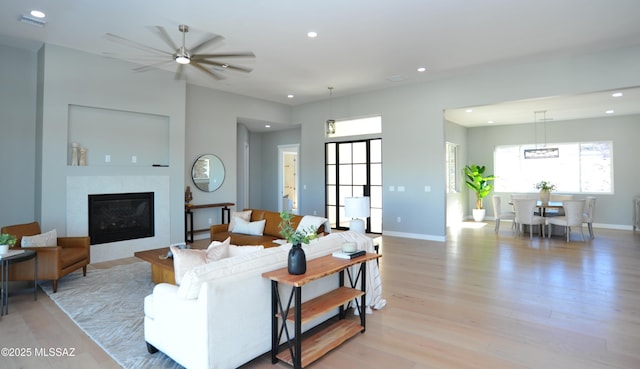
[67,104,170,166]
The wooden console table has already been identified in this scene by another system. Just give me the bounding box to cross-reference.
[184,202,234,243]
[262,252,380,369]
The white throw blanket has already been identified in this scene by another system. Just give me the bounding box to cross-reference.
[296,215,332,234]
[336,231,386,314]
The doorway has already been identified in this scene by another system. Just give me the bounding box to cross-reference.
[278,144,299,213]
[325,138,382,233]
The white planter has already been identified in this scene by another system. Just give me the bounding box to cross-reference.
[0,244,9,255]
[472,208,486,222]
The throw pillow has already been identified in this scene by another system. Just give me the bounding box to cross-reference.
[172,237,233,284]
[21,229,57,247]
[177,269,201,299]
[171,246,208,285]
[228,210,252,232]
[206,236,231,262]
[229,244,264,257]
[231,218,266,236]
[296,215,328,233]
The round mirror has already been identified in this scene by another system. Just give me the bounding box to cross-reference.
[191,154,225,192]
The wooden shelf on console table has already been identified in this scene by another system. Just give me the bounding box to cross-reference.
[184,202,234,243]
[262,252,381,369]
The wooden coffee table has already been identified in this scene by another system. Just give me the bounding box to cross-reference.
[134,247,175,284]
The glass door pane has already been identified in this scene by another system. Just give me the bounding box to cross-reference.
[325,138,382,233]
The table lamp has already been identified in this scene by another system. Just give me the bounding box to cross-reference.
[344,197,370,234]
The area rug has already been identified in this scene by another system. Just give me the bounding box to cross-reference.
[39,262,184,369]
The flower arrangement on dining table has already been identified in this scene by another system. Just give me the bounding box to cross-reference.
[534,181,557,191]
[535,181,556,204]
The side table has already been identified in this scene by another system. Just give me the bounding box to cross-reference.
[262,252,380,369]
[184,202,234,243]
[0,249,38,318]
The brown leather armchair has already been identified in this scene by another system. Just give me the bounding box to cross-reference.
[1,221,90,293]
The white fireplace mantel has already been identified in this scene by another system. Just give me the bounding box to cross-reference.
[67,175,170,263]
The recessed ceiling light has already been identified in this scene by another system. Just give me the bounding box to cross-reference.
[307,31,318,38]
[612,92,623,98]
[488,120,494,124]
[265,124,271,128]
[417,67,426,72]
[287,94,294,99]
[30,10,46,18]
[466,109,473,113]
[605,110,615,114]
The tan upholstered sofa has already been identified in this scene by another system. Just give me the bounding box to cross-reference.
[209,209,327,248]
[1,221,90,293]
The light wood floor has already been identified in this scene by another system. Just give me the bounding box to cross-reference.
[2,223,640,369]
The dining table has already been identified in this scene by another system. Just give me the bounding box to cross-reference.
[536,200,564,217]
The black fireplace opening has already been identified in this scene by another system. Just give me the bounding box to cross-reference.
[88,192,154,245]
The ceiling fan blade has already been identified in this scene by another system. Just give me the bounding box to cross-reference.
[133,60,175,72]
[189,34,224,54]
[195,59,253,73]
[175,64,185,80]
[191,62,225,80]
[151,26,178,50]
[105,33,173,57]
[102,52,167,62]
[192,51,255,59]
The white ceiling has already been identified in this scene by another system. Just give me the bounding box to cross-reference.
[2,0,640,127]
[445,86,640,127]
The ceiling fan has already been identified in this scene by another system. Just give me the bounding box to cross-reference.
[106,24,255,81]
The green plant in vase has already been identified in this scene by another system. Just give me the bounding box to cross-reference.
[0,233,17,254]
[279,211,318,275]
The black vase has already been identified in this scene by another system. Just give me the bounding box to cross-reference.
[288,244,307,275]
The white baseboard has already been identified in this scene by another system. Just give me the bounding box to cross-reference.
[382,230,446,242]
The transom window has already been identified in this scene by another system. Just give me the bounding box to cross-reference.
[494,141,613,193]
[326,116,382,138]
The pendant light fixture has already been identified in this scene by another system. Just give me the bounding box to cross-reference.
[326,87,336,135]
[524,110,559,159]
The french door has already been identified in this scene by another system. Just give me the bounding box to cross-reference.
[325,138,382,233]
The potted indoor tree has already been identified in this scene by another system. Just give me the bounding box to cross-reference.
[464,164,496,221]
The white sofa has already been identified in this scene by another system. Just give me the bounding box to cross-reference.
[143,232,380,369]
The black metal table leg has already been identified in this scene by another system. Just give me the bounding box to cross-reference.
[270,280,278,364]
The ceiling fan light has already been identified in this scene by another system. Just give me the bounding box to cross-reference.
[175,55,190,64]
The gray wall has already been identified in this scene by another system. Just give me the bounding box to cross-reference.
[252,127,301,212]
[36,44,186,253]
[3,40,640,245]
[292,43,640,239]
[0,44,37,227]
[184,85,293,235]
[467,114,640,227]
[445,121,468,225]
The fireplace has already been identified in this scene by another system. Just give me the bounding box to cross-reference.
[88,192,154,245]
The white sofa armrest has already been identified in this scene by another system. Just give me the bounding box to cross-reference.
[145,283,209,369]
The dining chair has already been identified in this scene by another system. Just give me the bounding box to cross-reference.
[546,199,586,242]
[492,195,516,233]
[513,198,546,239]
[546,194,574,216]
[582,196,596,239]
